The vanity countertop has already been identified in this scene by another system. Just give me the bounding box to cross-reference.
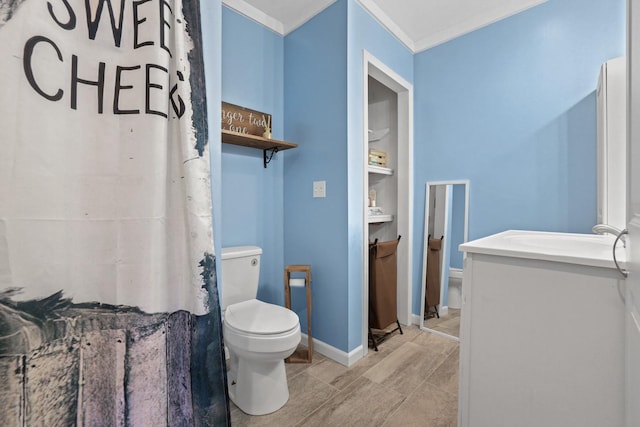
[460,229,625,270]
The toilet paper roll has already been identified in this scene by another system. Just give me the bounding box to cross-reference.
[289,278,306,287]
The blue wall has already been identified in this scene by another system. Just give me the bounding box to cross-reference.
[412,0,625,315]
[283,1,349,350]
[346,0,413,350]
[221,7,285,305]
[281,0,414,353]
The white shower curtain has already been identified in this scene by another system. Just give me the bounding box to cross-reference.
[0,0,228,424]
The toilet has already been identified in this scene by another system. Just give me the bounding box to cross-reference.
[447,268,463,310]
[221,246,301,415]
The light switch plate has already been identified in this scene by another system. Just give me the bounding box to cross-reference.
[313,180,326,198]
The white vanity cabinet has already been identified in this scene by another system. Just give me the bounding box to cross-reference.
[458,230,625,427]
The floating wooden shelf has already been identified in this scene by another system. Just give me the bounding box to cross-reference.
[222,129,298,150]
[222,130,298,168]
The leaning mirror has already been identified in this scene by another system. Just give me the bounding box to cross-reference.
[420,180,469,340]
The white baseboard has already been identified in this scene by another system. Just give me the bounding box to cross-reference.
[449,267,463,279]
[411,313,421,325]
[346,345,364,367]
[301,332,363,367]
[227,332,362,367]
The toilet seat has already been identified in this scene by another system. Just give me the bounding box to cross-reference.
[225,299,299,335]
[223,299,301,354]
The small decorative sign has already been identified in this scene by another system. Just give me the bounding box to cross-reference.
[221,102,271,137]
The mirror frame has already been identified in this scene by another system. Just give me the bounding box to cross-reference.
[419,180,469,340]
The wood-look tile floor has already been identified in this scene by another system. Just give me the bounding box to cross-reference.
[230,326,459,426]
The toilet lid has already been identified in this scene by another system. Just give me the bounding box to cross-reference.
[225,299,299,335]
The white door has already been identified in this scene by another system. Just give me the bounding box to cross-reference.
[626,2,640,426]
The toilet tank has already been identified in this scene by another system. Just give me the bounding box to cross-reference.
[220,246,262,310]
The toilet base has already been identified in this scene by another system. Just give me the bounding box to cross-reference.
[228,351,290,415]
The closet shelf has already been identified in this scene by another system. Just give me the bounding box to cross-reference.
[368,128,390,142]
[368,214,394,224]
[368,164,393,175]
[222,129,297,168]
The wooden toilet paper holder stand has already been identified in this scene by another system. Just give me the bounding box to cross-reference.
[284,265,312,363]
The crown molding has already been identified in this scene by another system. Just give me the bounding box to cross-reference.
[222,0,285,35]
[222,0,548,53]
[413,0,548,52]
[356,0,415,52]
[282,1,337,34]
[222,0,337,36]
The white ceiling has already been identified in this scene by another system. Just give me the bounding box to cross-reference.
[222,0,548,53]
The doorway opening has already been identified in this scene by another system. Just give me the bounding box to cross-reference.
[362,51,413,357]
